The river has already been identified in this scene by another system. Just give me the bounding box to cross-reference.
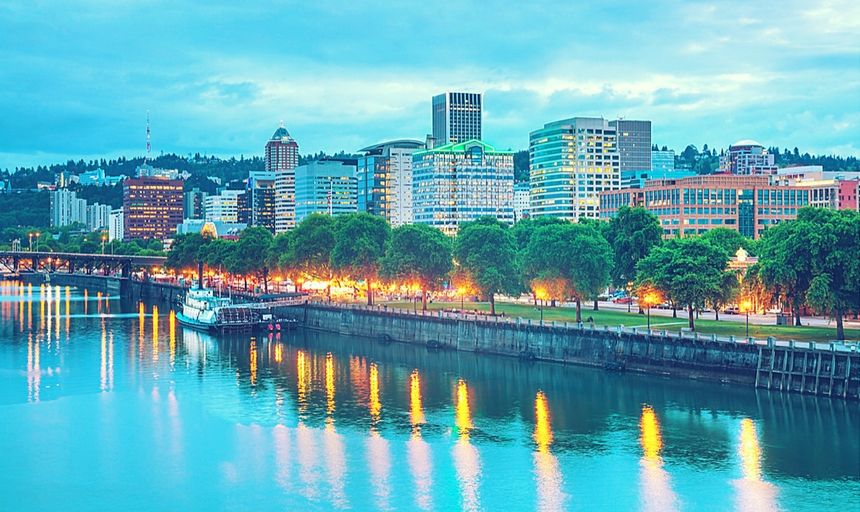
[0,282,857,511]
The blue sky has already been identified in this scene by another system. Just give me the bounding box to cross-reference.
[1,0,858,169]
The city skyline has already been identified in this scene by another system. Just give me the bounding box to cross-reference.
[1,0,859,170]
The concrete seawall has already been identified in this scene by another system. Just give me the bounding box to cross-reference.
[282,303,860,400]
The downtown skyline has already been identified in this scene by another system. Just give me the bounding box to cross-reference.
[1,0,859,169]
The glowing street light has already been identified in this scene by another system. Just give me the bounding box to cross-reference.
[101,233,107,255]
[640,289,662,331]
[535,287,549,325]
[740,299,753,338]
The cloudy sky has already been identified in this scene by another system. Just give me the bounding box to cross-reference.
[1,0,858,169]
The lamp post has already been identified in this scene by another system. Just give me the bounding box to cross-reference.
[101,233,107,255]
[642,291,660,332]
[741,299,752,338]
[535,288,547,326]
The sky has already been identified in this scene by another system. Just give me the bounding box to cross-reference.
[1,0,859,169]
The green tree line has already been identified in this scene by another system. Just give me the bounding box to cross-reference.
[168,207,859,339]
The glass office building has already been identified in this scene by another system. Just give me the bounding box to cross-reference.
[529,117,620,221]
[412,140,513,235]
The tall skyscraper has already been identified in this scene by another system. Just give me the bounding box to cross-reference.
[294,159,358,223]
[356,139,424,227]
[412,140,514,235]
[247,171,276,232]
[266,124,299,233]
[610,120,651,173]
[122,177,184,240]
[432,92,482,145]
[719,140,778,174]
[529,117,620,221]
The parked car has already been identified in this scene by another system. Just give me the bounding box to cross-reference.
[614,297,633,304]
[724,306,740,315]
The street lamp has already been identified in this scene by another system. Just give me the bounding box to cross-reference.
[535,287,548,325]
[101,233,107,255]
[643,291,660,331]
[741,299,752,338]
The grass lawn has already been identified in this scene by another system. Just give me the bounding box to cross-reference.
[384,301,860,343]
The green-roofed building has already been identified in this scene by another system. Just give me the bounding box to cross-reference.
[412,139,514,235]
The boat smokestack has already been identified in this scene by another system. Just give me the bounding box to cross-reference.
[198,261,204,289]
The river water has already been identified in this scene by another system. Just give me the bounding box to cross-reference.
[0,282,857,511]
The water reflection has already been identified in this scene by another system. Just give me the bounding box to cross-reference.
[735,418,778,511]
[408,369,433,510]
[1,283,858,511]
[639,405,677,512]
[533,391,566,511]
[453,379,481,511]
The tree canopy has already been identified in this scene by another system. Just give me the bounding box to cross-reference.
[453,217,518,315]
[381,223,453,309]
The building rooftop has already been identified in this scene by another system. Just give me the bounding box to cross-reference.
[730,139,764,148]
[358,139,425,154]
[414,139,513,156]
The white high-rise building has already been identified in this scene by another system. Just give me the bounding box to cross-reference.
[266,124,299,233]
[108,208,124,241]
[432,92,482,145]
[50,189,88,227]
[86,203,111,231]
[356,140,424,227]
[529,117,620,221]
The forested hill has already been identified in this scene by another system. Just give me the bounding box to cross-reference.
[1,150,361,191]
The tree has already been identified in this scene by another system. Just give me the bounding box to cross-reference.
[523,223,613,321]
[285,213,337,293]
[709,271,739,321]
[701,228,754,256]
[605,206,663,311]
[454,217,518,315]
[381,224,453,310]
[331,213,390,305]
[166,233,211,282]
[797,209,860,340]
[637,238,728,331]
[757,217,820,326]
[234,227,274,292]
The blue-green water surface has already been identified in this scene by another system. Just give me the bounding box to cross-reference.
[0,282,857,511]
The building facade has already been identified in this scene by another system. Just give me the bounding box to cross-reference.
[266,125,299,233]
[514,181,530,221]
[621,169,696,189]
[294,159,358,223]
[609,120,651,173]
[247,171,276,232]
[651,149,675,174]
[719,140,778,174]
[600,174,811,239]
[49,189,87,227]
[122,177,184,240]
[183,188,208,220]
[412,140,514,235]
[86,203,111,231]
[432,92,482,145]
[108,208,124,242]
[204,190,245,223]
[356,139,424,227]
[529,117,620,221]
